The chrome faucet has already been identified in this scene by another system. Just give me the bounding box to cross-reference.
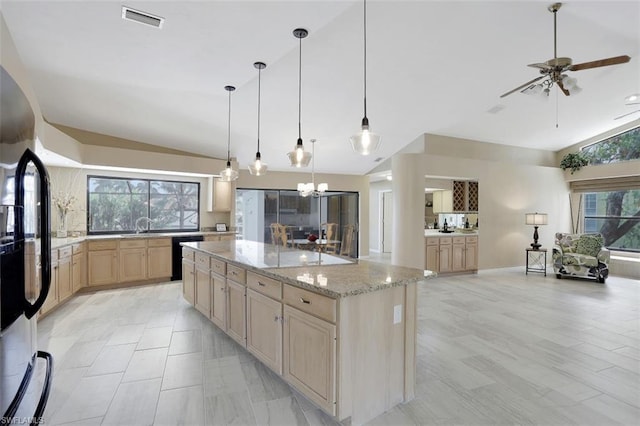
[135,217,153,234]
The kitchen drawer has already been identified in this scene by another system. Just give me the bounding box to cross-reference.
[247,271,282,300]
[439,237,452,245]
[58,246,73,259]
[72,243,84,254]
[426,237,439,246]
[226,264,246,284]
[182,247,195,262]
[284,285,336,324]
[119,239,147,249]
[211,258,226,276]
[50,249,59,261]
[148,237,171,247]
[88,240,118,251]
[466,236,478,244]
[195,252,210,270]
[452,237,466,245]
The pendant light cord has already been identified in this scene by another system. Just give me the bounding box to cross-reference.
[257,66,262,152]
[363,0,368,118]
[311,140,315,185]
[227,89,231,162]
[298,34,303,140]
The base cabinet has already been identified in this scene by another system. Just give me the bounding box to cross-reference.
[41,256,59,315]
[88,250,118,286]
[226,280,246,346]
[425,235,478,273]
[57,254,72,302]
[211,273,227,329]
[439,239,453,273]
[283,305,336,415]
[195,266,211,318]
[148,238,171,279]
[182,258,195,305]
[247,289,283,374]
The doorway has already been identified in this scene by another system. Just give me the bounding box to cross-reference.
[382,191,393,253]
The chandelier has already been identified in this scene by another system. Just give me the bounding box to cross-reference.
[297,139,327,197]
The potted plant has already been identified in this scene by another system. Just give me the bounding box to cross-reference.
[560,151,590,174]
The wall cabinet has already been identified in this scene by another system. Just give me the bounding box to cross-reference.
[432,190,453,213]
[213,179,232,212]
[452,180,479,213]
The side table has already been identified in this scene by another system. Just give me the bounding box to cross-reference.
[526,248,547,276]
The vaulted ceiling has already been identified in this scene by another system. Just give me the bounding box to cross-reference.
[2,0,638,175]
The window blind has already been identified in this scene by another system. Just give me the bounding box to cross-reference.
[570,176,640,193]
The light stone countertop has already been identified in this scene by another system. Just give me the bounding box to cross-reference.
[50,231,237,249]
[182,240,433,299]
[424,229,479,237]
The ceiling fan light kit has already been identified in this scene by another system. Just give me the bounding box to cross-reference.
[287,28,313,168]
[500,2,631,99]
[249,61,268,176]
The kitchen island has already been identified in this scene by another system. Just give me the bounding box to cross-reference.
[181,240,432,425]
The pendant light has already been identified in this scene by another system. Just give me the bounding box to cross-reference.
[350,0,381,155]
[287,28,312,168]
[218,85,239,182]
[249,62,268,176]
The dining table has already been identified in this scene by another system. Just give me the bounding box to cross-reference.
[288,238,341,251]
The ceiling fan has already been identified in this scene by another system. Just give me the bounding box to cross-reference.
[500,2,631,98]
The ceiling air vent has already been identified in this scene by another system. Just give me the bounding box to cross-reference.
[122,6,164,29]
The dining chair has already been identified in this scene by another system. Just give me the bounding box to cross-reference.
[322,223,340,253]
[340,224,356,257]
[269,223,288,246]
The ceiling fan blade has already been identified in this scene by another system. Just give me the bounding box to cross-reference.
[568,55,631,71]
[500,76,545,98]
[527,63,551,70]
[557,80,570,96]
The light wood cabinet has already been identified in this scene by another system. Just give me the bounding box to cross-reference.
[213,179,232,212]
[465,237,478,270]
[226,280,246,347]
[425,238,439,272]
[283,305,336,415]
[425,235,479,273]
[71,243,85,293]
[247,288,283,374]
[147,238,171,279]
[452,237,466,272]
[438,238,452,273]
[182,257,195,305]
[432,190,453,213]
[41,252,59,315]
[452,180,479,213]
[57,252,72,302]
[211,272,227,330]
[195,266,211,318]
[88,240,118,286]
[119,247,147,283]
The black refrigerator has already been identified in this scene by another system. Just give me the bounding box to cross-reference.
[1,67,53,423]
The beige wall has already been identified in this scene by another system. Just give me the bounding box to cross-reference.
[48,166,230,235]
[237,170,370,256]
[369,180,392,253]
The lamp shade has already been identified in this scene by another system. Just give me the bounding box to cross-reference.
[525,213,548,226]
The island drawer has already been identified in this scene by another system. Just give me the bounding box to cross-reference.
[72,243,84,254]
[439,237,452,245]
[148,238,171,247]
[58,246,73,259]
[182,247,195,261]
[466,236,478,243]
[284,285,336,323]
[426,237,439,246]
[88,240,117,251]
[247,272,282,300]
[195,252,210,270]
[452,237,466,245]
[50,249,58,261]
[227,264,246,283]
[120,239,147,249]
[211,258,226,276]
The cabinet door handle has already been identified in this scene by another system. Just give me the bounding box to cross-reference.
[258,281,266,287]
[299,297,311,304]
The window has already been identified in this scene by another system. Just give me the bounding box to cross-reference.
[88,176,199,234]
[583,189,640,253]
[581,126,640,165]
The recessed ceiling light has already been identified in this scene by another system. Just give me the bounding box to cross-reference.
[625,93,640,104]
[122,6,164,29]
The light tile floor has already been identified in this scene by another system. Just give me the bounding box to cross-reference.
[36,264,639,425]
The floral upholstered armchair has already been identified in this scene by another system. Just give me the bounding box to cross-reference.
[552,233,610,283]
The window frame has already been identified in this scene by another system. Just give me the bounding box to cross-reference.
[582,190,640,254]
[86,175,200,235]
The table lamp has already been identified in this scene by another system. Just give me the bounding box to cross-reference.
[525,212,548,250]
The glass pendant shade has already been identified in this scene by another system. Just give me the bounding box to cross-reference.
[350,118,381,155]
[249,152,268,176]
[219,160,239,182]
[287,139,312,167]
